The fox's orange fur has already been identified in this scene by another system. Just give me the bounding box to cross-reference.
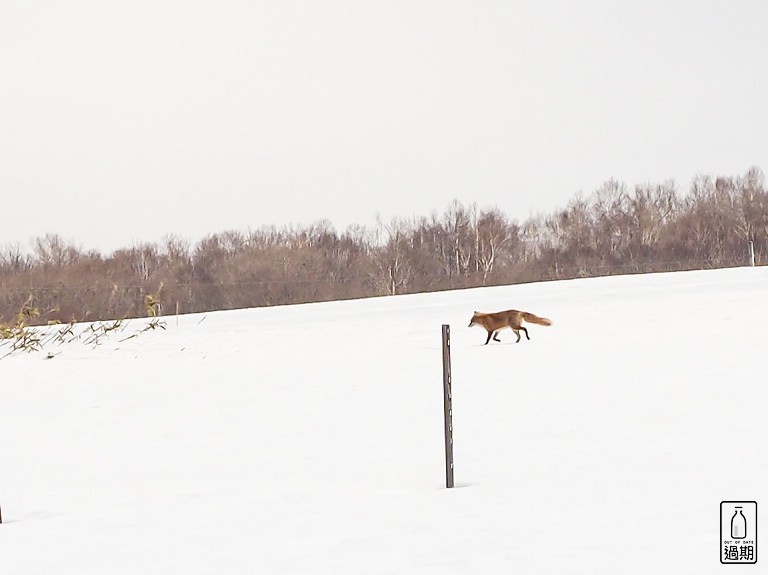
[468,309,552,345]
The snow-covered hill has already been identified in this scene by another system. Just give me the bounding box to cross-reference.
[1,267,766,574]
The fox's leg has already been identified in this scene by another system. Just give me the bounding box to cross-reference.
[492,331,501,342]
[484,330,493,345]
[521,326,530,340]
[514,329,521,343]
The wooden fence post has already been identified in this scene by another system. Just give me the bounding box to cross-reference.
[442,324,455,488]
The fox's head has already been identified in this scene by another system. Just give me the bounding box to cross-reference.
[468,312,480,327]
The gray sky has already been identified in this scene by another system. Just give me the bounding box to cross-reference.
[2,0,767,254]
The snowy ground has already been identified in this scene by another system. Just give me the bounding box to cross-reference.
[1,267,766,574]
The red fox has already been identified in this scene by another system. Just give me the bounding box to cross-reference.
[468,309,552,345]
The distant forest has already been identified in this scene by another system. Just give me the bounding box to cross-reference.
[2,167,767,325]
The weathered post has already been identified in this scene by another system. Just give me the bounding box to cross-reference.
[441,324,455,488]
[749,240,756,267]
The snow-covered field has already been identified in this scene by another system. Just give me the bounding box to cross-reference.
[1,267,766,574]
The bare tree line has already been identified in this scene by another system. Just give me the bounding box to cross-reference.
[2,168,767,325]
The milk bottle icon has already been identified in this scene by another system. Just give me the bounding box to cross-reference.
[731,506,747,539]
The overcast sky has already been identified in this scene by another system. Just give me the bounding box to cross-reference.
[2,1,767,253]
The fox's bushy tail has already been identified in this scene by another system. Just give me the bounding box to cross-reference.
[521,311,552,326]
